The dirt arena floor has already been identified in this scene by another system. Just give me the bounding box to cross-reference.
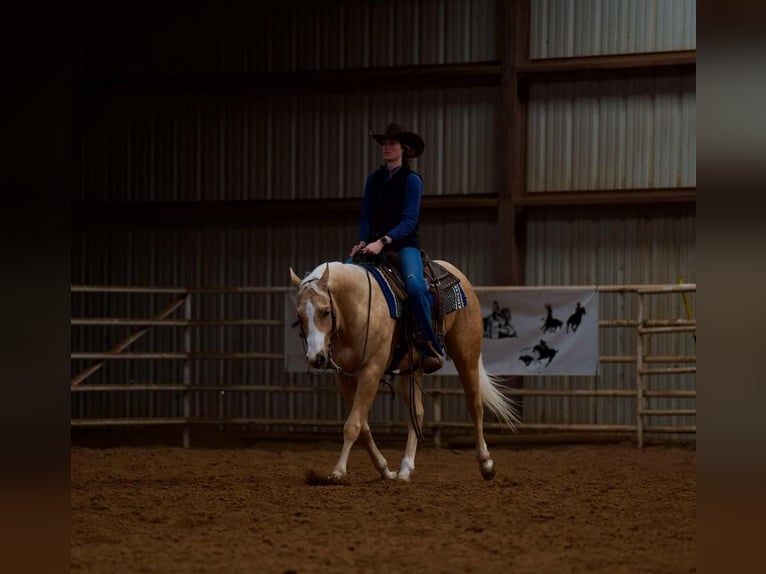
[71,438,695,573]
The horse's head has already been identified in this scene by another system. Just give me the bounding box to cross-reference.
[290,264,335,369]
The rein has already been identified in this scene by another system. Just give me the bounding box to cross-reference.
[405,315,426,442]
[327,269,373,377]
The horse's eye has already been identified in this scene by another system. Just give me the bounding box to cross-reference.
[322,309,331,318]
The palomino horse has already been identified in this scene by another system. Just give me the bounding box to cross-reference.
[289,260,519,482]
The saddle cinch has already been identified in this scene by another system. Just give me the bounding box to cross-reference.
[352,249,464,374]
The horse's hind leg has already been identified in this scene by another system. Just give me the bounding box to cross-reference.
[450,348,496,480]
[397,371,424,481]
[334,373,396,480]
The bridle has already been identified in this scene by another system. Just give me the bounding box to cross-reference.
[295,269,373,378]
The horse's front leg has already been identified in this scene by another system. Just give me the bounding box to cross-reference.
[333,375,396,479]
[360,418,397,480]
[397,370,424,481]
[330,369,396,479]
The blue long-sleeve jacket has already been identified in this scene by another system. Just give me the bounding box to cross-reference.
[357,166,423,244]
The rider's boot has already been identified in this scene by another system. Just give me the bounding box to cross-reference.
[420,340,444,374]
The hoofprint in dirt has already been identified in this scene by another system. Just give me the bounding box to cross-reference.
[71,442,695,574]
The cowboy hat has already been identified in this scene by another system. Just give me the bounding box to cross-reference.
[370,123,425,158]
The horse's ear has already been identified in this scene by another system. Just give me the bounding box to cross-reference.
[289,267,302,289]
[318,263,331,288]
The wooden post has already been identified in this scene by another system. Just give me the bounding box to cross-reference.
[182,294,192,448]
[498,0,531,417]
[636,293,645,448]
[433,392,443,449]
[497,0,530,286]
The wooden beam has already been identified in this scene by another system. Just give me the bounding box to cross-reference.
[71,285,287,294]
[71,194,499,227]
[497,0,530,285]
[518,50,696,76]
[71,318,283,327]
[515,188,696,207]
[512,0,531,287]
[515,0,531,69]
[71,352,284,360]
[74,50,695,99]
[76,62,502,96]
[72,187,695,228]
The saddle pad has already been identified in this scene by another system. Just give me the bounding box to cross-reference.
[441,282,468,315]
[358,264,402,319]
[358,263,467,320]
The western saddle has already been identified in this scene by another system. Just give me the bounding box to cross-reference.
[352,250,461,375]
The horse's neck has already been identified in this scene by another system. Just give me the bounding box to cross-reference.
[329,265,368,335]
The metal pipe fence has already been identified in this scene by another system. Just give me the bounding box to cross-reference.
[71,284,696,446]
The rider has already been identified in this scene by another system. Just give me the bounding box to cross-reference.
[348,123,444,374]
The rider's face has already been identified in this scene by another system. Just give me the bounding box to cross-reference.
[381,138,403,162]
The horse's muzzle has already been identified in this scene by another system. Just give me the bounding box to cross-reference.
[308,352,327,369]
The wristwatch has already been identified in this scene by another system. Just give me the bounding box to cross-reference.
[380,236,391,246]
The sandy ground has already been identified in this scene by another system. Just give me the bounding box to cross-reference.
[71,440,695,573]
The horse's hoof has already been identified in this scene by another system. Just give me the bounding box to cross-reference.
[326,474,350,486]
[480,460,496,481]
[305,469,348,486]
[382,469,398,480]
[398,457,415,481]
[397,472,412,482]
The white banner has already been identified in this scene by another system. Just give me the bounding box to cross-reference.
[285,288,599,376]
[471,288,599,376]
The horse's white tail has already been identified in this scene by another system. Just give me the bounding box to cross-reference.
[478,354,520,430]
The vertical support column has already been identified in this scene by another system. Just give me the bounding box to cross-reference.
[497,0,530,286]
[498,0,531,412]
[433,392,443,449]
[636,293,645,448]
[182,293,192,448]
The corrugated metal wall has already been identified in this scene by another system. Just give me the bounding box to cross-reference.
[525,204,696,287]
[71,217,498,289]
[522,203,696,434]
[530,0,697,59]
[75,87,501,202]
[75,0,498,80]
[522,0,696,433]
[527,73,696,191]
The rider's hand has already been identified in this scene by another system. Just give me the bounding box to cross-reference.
[361,240,384,256]
[349,241,367,257]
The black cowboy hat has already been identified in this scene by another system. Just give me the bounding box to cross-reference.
[370,123,425,158]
